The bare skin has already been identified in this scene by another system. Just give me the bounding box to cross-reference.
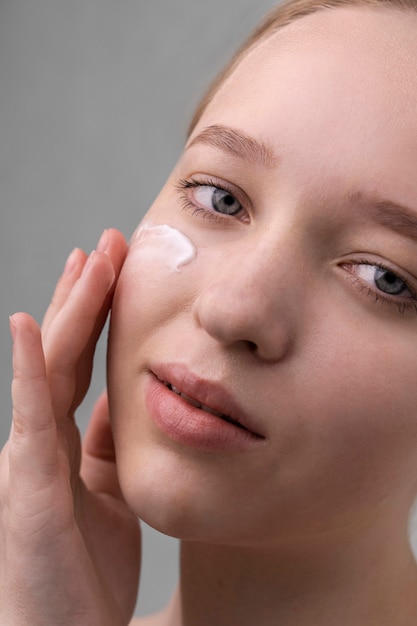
[117,7,417,626]
[3,6,417,626]
[2,231,141,625]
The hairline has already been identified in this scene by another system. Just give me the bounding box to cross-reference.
[187,0,417,137]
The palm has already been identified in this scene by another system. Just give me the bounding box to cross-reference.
[2,229,141,625]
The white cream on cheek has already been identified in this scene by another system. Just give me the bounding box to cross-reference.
[129,222,196,272]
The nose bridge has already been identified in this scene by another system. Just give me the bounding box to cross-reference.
[241,233,296,296]
[192,232,302,361]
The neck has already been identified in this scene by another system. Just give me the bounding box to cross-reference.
[165,514,417,626]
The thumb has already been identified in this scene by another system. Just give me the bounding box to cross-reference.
[9,313,59,490]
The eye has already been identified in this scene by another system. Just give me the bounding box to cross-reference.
[354,264,412,298]
[177,177,245,220]
[341,260,417,316]
[192,185,242,216]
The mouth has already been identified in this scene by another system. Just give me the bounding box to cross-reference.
[162,381,251,431]
[146,364,265,450]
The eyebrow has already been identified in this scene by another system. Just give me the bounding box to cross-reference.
[347,191,417,242]
[186,128,417,242]
[186,124,279,169]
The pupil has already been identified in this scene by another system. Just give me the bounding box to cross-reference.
[212,188,240,215]
[384,272,397,284]
[375,268,405,295]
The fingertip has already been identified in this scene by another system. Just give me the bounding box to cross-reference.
[97,229,110,253]
[10,313,43,363]
[81,250,116,294]
[90,389,110,423]
[62,247,88,278]
[9,312,38,336]
[9,314,17,341]
[63,247,81,276]
[106,227,128,246]
[105,228,129,262]
[96,228,127,255]
[105,228,129,280]
[97,387,109,404]
[10,311,38,327]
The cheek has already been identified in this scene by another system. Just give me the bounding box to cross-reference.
[299,317,417,492]
[129,221,197,272]
[110,222,199,341]
[317,322,417,422]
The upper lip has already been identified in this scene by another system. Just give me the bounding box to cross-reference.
[150,362,265,439]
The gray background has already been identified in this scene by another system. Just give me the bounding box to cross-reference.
[2,0,417,620]
[0,0,278,617]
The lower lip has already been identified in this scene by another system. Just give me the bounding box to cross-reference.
[145,375,263,452]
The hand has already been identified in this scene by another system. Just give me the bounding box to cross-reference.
[0,230,141,626]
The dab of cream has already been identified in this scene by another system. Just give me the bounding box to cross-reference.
[130,222,196,272]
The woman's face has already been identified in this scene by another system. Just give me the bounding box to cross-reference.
[108,7,417,545]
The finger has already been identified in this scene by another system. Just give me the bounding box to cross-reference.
[81,391,123,498]
[9,313,59,490]
[96,228,128,297]
[42,229,126,345]
[76,229,128,355]
[42,247,88,336]
[42,250,116,419]
[83,391,115,461]
[43,230,127,417]
[68,229,128,403]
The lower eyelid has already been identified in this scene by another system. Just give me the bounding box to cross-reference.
[340,262,417,314]
[344,262,414,294]
[177,189,232,225]
[176,178,250,223]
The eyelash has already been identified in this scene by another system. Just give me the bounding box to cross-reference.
[175,179,417,317]
[176,177,246,222]
[344,258,417,316]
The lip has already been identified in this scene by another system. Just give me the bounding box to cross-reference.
[146,363,265,451]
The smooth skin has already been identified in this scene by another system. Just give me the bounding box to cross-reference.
[2,231,141,625]
[112,6,417,626]
[3,5,417,626]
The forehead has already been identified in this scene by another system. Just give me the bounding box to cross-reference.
[202,7,417,116]
[193,7,417,201]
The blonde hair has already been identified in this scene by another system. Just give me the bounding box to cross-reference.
[188,0,417,135]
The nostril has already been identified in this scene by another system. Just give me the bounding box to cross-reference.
[248,341,257,352]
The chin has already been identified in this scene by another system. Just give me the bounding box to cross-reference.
[117,452,220,541]
[115,443,269,546]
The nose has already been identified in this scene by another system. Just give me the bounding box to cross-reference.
[192,239,301,362]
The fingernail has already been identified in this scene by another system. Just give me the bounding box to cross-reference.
[63,248,79,276]
[82,250,96,275]
[9,315,17,341]
[97,229,109,253]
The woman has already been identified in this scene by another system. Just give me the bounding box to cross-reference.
[3,0,417,624]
